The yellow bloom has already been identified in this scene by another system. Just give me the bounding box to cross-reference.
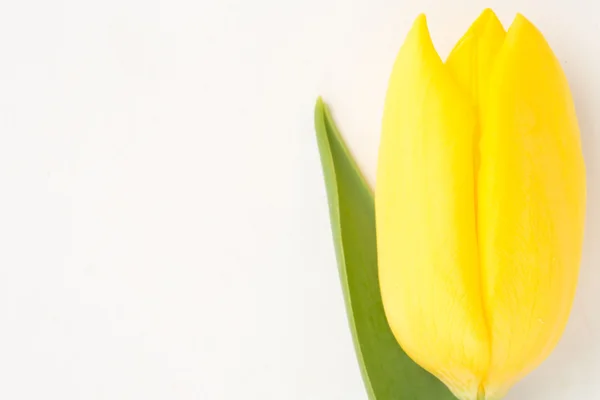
[375,9,586,400]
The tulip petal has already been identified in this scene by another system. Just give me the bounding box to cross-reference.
[445,9,505,180]
[376,15,488,400]
[445,11,506,266]
[478,14,586,398]
[446,9,506,109]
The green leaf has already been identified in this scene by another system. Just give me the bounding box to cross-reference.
[314,98,457,400]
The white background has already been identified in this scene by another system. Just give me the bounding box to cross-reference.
[0,0,598,399]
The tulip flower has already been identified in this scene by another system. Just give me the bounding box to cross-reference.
[376,9,586,400]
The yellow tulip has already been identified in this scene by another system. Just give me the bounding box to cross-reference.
[375,9,586,400]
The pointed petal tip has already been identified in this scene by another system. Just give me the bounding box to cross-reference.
[504,12,549,50]
[410,13,430,38]
[414,13,427,26]
[475,8,504,32]
[388,13,439,66]
[403,13,437,55]
[447,8,505,59]
[508,13,538,35]
[514,12,528,24]
[479,8,498,21]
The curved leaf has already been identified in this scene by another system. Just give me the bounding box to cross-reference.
[314,98,457,399]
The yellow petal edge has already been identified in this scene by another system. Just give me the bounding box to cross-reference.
[376,9,586,400]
